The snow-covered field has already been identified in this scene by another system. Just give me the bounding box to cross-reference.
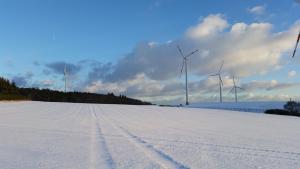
[189,101,286,113]
[0,101,300,169]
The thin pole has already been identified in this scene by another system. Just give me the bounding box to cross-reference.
[219,76,222,103]
[64,74,67,93]
[233,76,237,103]
[64,65,67,93]
[185,59,189,105]
[234,86,237,103]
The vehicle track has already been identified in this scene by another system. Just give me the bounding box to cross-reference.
[89,105,115,169]
[98,105,300,166]
[98,106,190,169]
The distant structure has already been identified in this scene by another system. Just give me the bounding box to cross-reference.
[177,45,199,105]
[229,75,245,103]
[292,29,300,58]
[211,61,224,103]
[64,64,68,93]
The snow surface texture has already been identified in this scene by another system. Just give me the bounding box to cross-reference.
[0,101,299,169]
[188,102,285,113]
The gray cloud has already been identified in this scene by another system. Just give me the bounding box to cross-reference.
[44,61,81,75]
[12,76,28,87]
[106,41,182,82]
[87,61,113,83]
[33,61,40,66]
[241,80,300,91]
[11,72,33,87]
[32,79,55,89]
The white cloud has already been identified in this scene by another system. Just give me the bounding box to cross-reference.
[248,5,266,15]
[185,14,228,38]
[83,14,300,103]
[85,73,164,97]
[288,70,297,77]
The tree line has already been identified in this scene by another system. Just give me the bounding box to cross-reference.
[0,77,151,105]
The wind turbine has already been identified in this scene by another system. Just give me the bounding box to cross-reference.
[292,29,300,58]
[229,75,245,103]
[64,64,67,93]
[211,61,224,103]
[177,45,199,105]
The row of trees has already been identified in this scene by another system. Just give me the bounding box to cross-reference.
[0,77,27,100]
[264,100,300,117]
[0,77,151,105]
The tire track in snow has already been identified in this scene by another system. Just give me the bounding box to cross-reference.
[150,140,300,161]
[89,105,115,169]
[119,127,190,169]
[138,136,300,157]
[99,109,190,169]
[105,106,300,162]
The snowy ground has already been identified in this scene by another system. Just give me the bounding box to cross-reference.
[188,101,286,113]
[0,101,300,169]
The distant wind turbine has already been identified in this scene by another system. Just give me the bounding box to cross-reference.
[64,64,68,93]
[211,61,224,103]
[229,75,245,103]
[177,45,199,105]
[292,29,300,58]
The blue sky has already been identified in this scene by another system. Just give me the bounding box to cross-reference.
[0,0,300,104]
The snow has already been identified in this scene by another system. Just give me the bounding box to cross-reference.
[0,101,299,169]
[188,101,286,113]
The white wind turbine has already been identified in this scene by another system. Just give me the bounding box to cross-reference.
[64,64,68,93]
[229,75,245,103]
[177,45,199,105]
[210,61,224,103]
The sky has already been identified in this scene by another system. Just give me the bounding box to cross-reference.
[0,0,300,104]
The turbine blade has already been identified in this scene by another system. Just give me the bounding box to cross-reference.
[293,47,297,58]
[186,49,199,58]
[218,60,224,73]
[232,75,236,86]
[237,86,245,90]
[228,87,234,94]
[179,60,184,78]
[292,30,300,58]
[177,45,185,58]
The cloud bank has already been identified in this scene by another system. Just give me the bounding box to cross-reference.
[23,14,300,103]
[101,14,299,82]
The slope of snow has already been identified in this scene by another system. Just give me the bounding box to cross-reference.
[188,101,285,113]
[0,101,299,169]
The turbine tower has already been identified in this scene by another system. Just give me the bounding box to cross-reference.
[229,75,244,103]
[64,64,67,93]
[177,45,199,105]
[292,29,300,58]
[211,61,224,103]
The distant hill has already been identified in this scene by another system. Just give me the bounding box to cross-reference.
[0,77,151,105]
